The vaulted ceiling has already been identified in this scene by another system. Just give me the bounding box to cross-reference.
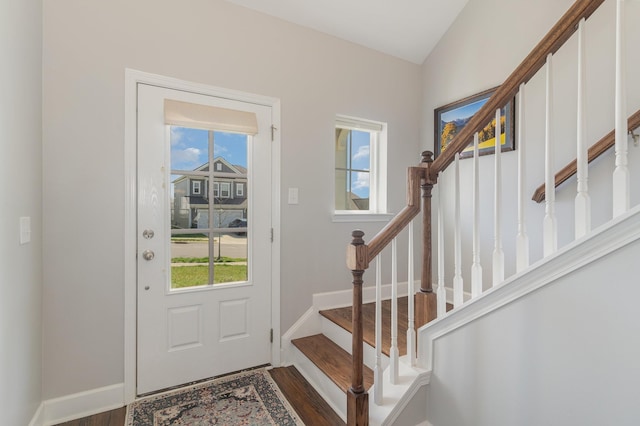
[223,0,469,64]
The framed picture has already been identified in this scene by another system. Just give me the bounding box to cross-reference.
[434,87,515,159]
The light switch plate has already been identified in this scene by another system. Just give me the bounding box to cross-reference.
[20,216,31,244]
[288,188,299,205]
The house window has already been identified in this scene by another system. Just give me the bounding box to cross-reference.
[334,116,388,221]
[216,163,222,171]
[220,182,231,198]
[236,183,244,197]
[213,182,219,197]
[192,180,201,195]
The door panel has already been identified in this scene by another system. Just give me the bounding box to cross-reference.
[136,84,272,395]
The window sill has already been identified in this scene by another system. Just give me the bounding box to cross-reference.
[332,212,395,223]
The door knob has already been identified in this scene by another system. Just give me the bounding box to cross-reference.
[142,229,155,239]
[142,249,155,261]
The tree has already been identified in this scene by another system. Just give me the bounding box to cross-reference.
[441,122,458,152]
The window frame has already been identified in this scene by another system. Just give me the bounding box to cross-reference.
[236,182,244,197]
[220,182,231,198]
[333,115,391,223]
[192,180,201,195]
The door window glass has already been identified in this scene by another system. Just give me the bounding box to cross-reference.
[170,126,248,289]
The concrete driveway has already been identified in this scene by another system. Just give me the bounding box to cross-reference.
[171,234,247,259]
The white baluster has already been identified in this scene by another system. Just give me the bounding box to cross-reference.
[575,18,591,238]
[437,188,447,317]
[544,53,558,256]
[471,133,483,297]
[373,255,383,405]
[516,84,530,272]
[407,221,416,366]
[390,238,399,385]
[613,0,629,216]
[453,153,464,307]
[493,108,505,286]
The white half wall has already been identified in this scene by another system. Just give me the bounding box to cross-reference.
[0,0,44,424]
[424,225,640,425]
[42,0,422,399]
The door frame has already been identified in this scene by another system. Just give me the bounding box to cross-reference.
[123,69,281,403]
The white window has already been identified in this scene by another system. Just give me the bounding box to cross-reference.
[213,182,219,197]
[236,182,244,197]
[220,182,231,198]
[216,162,222,171]
[334,115,389,222]
[192,180,201,195]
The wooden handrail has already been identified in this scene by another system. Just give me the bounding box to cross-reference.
[367,166,425,260]
[532,109,640,202]
[431,0,604,176]
[344,2,609,424]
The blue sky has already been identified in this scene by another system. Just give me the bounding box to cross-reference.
[349,130,371,198]
[441,97,488,123]
[170,126,247,171]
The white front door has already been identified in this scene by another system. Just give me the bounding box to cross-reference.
[136,83,273,395]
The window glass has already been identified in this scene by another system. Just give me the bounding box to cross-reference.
[169,126,249,288]
[334,116,386,216]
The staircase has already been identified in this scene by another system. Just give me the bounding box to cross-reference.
[292,298,410,400]
[285,296,442,425]
[284,0,638,424]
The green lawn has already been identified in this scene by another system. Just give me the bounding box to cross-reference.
[171,264,248,288]
[171,256,245,264]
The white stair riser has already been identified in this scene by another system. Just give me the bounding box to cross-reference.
[290,344,347,422]
[320,316,390,371]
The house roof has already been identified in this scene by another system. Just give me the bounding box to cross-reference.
[172,157,246,183]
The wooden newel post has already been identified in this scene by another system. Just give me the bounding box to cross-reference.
[416,151,438,328]
[347,230,369,426]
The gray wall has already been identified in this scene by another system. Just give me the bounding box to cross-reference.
[0,0,44,423]
[42,0,422,398]
[425,238,640,426]
[419,0,640,424]
[421,0,640,293]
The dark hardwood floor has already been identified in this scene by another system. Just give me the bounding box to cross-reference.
[54,407,126,426]
[54,366,342,426]
[269,366,345,425]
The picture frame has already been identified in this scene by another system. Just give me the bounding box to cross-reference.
[434,87,515,159]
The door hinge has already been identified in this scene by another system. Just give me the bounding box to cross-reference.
[271,125,277,142]
[270,328,273,343]
[270,228,274,243]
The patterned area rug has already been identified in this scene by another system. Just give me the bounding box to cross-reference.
[126,368,304,425]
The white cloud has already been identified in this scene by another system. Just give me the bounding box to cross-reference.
[352,172,370,190]
[170,128,184,146]
[172,147,201,167]
[353,145,370,161]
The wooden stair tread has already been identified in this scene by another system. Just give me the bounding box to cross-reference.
[292,334,374,393]
[319,297,453,357]
[320,297,409,357]
[269,366,345,426]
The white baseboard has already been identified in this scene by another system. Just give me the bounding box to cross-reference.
[39,383,125,426]
[312,281,411,311]
[28,403,45,426]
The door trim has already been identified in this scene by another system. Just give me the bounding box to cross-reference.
[123,69,281,403]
